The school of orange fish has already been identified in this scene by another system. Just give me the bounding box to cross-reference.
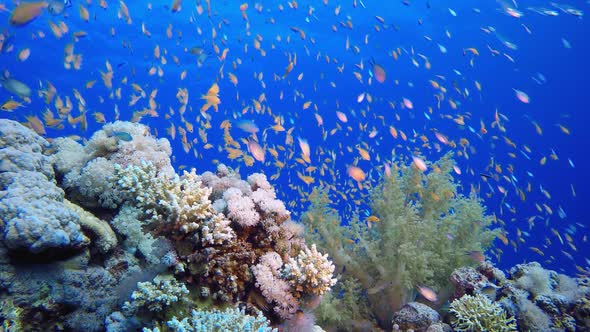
[1,0,586,274]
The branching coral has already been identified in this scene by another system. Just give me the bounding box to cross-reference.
[157,307,277,332]
[304,153,500,330]
[283,244,337,297]
[122,275,189,314]
[449,294,517,332]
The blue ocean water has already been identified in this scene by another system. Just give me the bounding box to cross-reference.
[1,0,587,280]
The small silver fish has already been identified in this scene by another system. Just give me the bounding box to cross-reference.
[0,77,32,98]
[109,131,133,142]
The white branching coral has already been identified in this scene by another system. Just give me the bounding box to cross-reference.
[112,162,235,246]
[283,244,337,297]
[449,294,517,332]
[122,275,189,313]
[113,161,176,223]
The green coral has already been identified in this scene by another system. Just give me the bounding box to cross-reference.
[303,153,499,329]
[314,277,375,331]
[449,294,517,332]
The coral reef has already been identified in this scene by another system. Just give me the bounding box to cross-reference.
[304,153,499,330]
[11,118,587,332]
[145,164,335,321]
[448,261,590,331]
[0,119,336,330]
[0,121,172,330]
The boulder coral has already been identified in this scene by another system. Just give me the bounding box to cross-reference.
[1,119,98,255]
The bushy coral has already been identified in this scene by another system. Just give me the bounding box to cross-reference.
[122,275,189,313]
[157,307,277,332]
[304,153,499,329]
[313,277,374,330]
[449,294,517,332]
[282,244,337,297]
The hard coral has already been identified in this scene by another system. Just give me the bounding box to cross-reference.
[53,121,174,209]
[283,244,337,297]
[158,307,277,332]
[122,274,189,314]
[449,294,517,332]
[0,119,89,255]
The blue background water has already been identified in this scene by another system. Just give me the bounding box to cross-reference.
[0,0,587,275]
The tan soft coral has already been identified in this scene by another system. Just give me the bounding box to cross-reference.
[304,153,500,330]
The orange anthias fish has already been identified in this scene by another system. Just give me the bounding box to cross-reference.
[247,138,265,162]
[370,58,386,83]
[348,166,366,182]
[9,1,48,27]
[200,83,220,112]
[416,285,438,302]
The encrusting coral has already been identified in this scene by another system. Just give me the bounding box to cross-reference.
[303,153,500,330]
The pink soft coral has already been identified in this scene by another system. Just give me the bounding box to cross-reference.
[223,187,260,227]
[252,252,299,319]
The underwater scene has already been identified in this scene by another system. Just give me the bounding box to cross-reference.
[0,0,589,331]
